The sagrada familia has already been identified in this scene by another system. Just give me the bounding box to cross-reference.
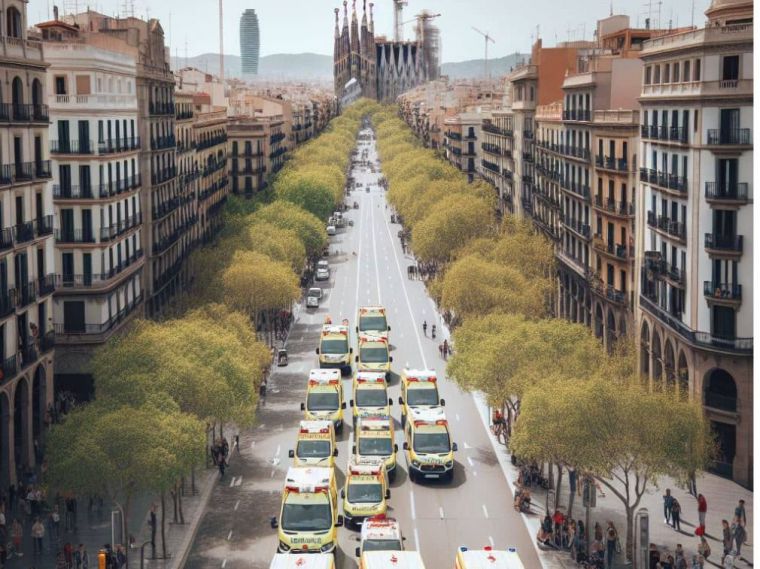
[333,0,440,103]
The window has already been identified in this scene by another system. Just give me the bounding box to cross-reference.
[673,62,680,83]
[54,76,67,96]
[664,63,670,83]
[644,66,652,84]
[653,65,661,84]
[722,55,739,82]
[683,60,691,82]
[694,59,701,81]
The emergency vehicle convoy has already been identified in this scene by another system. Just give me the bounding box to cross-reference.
[269,553,335,569]
[350,372,392,429]
[301,369,346,433]
[276,467,342,554]
[399,369,445,427]
[288,421,338,468]
[403,407,458,482]
[316,323,352,375]
[355,335,392,380]
[353,416,398,481]
[356,306,390,340]
[341,457,390,529]
[359,551,426,569]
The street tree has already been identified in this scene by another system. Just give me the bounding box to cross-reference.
[510,376,714,561]
[411,194,494,264]
[253,201,327,258]
[245,221,307,272]
[274,168,341,220]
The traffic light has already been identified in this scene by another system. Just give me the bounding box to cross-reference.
[98,550,107,569]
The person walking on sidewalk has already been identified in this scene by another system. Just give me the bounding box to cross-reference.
[734,499,747,527]
[732,517,747,557]
[721,519,732,565]
[696,494,707,531]
[605,521,619,569]
[31,517,45,555]
[10,518,22,557]
[663,488,674,526]
[671,498,682,531]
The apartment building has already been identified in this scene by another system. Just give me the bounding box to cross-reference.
[0,0,56,489]
[193,94,228,242]
[480,111,515,215]
[228,116,275,197]
[637,0,753,487]
[533,102,562,241]
[38,19,144,392]
[443,113,480,179]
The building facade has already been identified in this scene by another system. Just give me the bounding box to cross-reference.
[637,0,753,487]
[0,0,56,489]
[39,21,144,393]
[240,9,261,78]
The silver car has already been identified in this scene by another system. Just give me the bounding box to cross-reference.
[306,288,322,308]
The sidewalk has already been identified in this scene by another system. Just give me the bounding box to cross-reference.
[471,392,753,568]
[2,466,219,569]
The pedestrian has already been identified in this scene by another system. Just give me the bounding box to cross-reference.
[50,505,61,543]
[443,339,449,360]
[671,498,682,531]
[594,521,603,543]
[734,499,747,527]
[691,554,704,569]
[696,493,707,530]
[438,343,444,359]
[63,542,73,569]
[732,517,746,556]
[79,544,89,569]
[72,544,81,569]
[663,488,674,525]
[218,459,226,478]
[422,320,427,336]
[235,434,240,453]
[697,535,711,560]
[721,519,732,565]
[115,545,126,568]
[10,518,22,557]
[31,517,45,555]
[148,505,157,559]
[55,550,67,569]
[0,505,5,542]
[605,520,618,569]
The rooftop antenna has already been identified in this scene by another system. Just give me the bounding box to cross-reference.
[472,27,495,78]
[218,0,224,83]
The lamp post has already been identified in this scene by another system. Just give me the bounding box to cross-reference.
[140,540,154,569]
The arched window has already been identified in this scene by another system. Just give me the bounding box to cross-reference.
[677,351,689,399]
[6,6,21,38]
[31,78,42,107]
[640,321,650,376]
[704,369,737,412]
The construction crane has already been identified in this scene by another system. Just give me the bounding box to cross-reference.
[393,0,408,41]
[401,12,440,39]
[472,27,495,78]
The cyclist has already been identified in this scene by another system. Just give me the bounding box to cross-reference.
[431,324,436,339]
[422,320,427,336]
[492,408,506,438]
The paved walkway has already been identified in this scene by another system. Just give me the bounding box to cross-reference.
[471,392,753,568]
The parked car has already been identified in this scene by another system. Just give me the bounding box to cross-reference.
[327,225,337,236]
[316,267,330,281]
[306,288,322,308]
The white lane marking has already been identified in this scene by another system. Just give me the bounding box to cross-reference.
[439,507,445,519]
[234,500,240,511]
[257,423,266,429]
[414,527,420,551]
[369,195,382,303]
[275,445,281,456]
[250,441,256,449]
[482,504,489,518]
[467,456,474,467]
[221,560,227,568]
[381,204,428,368]
[270,470,275,478]
[489,536,495,547]
[227,530,233,541]
[463,441,472,449]
[410,491,417,520]
[354,189,366,314]
[455,413,461,422]
[229,476,235,488]
[234,477,242,487]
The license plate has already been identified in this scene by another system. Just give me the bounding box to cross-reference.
[425,474,440,479]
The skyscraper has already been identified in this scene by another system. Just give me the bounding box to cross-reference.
[240,9,260,77]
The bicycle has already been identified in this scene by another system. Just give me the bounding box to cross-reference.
[491,420,507,445]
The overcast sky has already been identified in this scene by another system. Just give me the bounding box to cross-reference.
[29,0,711,62]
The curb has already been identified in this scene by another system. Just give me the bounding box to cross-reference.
[173,469,219,569]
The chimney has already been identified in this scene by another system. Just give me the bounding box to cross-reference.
[53,5,59,20]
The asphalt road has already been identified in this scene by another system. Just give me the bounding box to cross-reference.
[184,127,542,569]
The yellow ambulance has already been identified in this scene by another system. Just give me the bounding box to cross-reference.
[316,323,352,375]
[341,457,390,529]
[454,546,525,569]
[276,467,342,554]
[301,369,346,433]
[399,369,446,427]
[269,553,335,569]
[356,306,390,341]
[354,416,398,482]
[359,551,426,569]
[403,407,457,483]
[288,420,338,467]
[351,372,392,429]
[356,335,392,381]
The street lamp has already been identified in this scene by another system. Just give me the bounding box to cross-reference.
[140,540,155,569]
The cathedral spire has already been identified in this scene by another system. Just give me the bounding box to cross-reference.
[361,0,367,26]
[334,7,340,38]
[369,2,374,33]
[342,0,348,30]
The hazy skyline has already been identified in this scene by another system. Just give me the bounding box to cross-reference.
[29,0,711,62]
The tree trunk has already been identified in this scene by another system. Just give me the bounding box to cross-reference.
[120,497,131,567]
[178,484,185,524]
[548,462,554,489]
[555,464,564,508]
[568,482,576,518]
[170,483,178,523]
[160,491,168,559]
[625,505,634,562]
[191,466,197,495]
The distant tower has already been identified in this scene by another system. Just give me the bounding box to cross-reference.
[240,9,260,77]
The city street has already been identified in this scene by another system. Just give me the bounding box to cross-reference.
[184,127,542,569]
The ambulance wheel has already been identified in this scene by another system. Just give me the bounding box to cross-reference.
[401,413,406,427]
[444,470,454,483]
[388,470,396,483]
[409,469,416,483]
